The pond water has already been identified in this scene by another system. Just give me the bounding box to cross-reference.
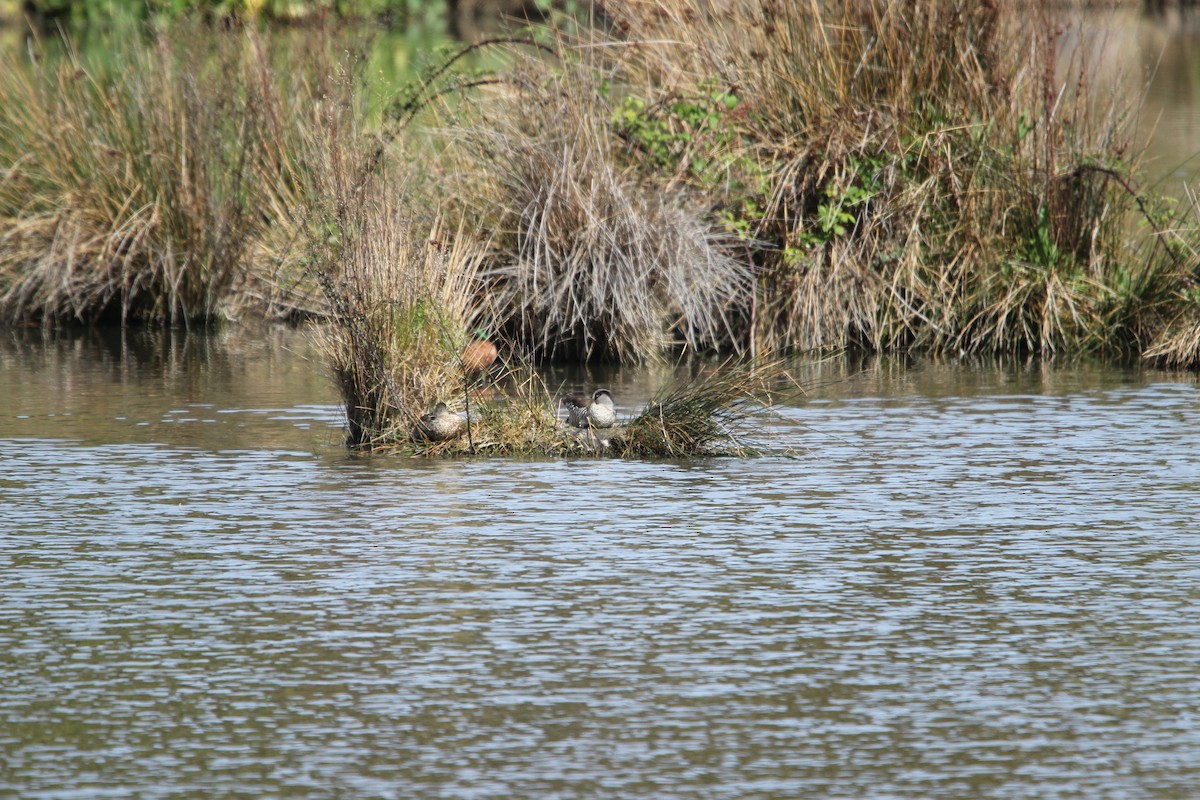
[1079,6,1200,197]
[2,327,1199,799]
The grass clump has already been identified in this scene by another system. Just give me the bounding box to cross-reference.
[0,22,357,326]
[299,82,561,453]
[618,356,783,457]
[1143,190,1200,366]
[310,175,489,447]
[580,0,1199,360]
[0,26,256,324]
[308,145,779,455]
[442,51,753,362]
[7,2,1200,458]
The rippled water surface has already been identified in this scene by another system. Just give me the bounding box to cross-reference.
[2,328,1199,799]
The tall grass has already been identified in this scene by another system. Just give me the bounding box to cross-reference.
[0,29,247,323]
[579,0,1197,359]
[4,0,1200,382]
[298,64,496,447]
[442,51,753,362]
[313,200,489,447]
[619,355,783,457]
[303,109,777,453]
[0,22,359,326]
[1143,187,1200,367]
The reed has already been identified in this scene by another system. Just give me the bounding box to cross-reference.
[0,22,357,326]
[311,149,777,456]
[618,356,784,457]
[1143,189,1200,367]
[589,0,1198,360]
[310,183,490,446]
[230,26,375,324]
[0,27,246,323]
[4,1,1199,379]
[441,49,753,362]
[392,353,785,458]
[303,180,766,455]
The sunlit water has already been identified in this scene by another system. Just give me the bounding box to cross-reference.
[2,328,1199,799]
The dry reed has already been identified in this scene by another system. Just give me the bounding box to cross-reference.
[619,355,784,457]
[310,181,490,447]
[587,0,1195,360]
[0,28,251,323]
[442,51,753,362]
[5,1,1200,387]
[0,22,362,326]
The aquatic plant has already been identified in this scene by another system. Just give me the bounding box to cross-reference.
[0,27,245,323]
[580,0,1200,360]
[4,0,1200,375]
[440,50,753,363]
[618,356,783,457]
[0,22,358,326]
[310,155,779,456]
[383,353,786,458]
[1142,189,1200,366]
[311,180,489,447]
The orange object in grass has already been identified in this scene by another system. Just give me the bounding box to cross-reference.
[462,339,498,374]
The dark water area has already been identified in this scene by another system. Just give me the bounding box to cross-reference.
[3,327,1199,798]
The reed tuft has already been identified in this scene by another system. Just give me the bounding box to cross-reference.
[619,356,783,457]
[0,26,248,324]
[0,21,360,326]
[591,0,1199,361]
[445,52,753,362]
[312,192,488,447]
[6,0,1200,394]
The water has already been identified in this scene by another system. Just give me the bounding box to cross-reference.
[2,328,1199,799]
[1076,6,1200,197]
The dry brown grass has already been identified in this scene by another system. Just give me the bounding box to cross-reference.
[1143,188,1200,366]
[587,0,1194,359]
[619,355,785,457]
[311,164,779,455]
[5,1,1199,387]
[0,22,364,326]
[441,51,753,362]
[0,27,252,324]
[386,351,788,457]
[312,187,490,446]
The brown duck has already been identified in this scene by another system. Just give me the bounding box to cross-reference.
[412,402,464,442]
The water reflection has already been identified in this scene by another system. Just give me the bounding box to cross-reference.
[1071,6,1200,195]
[3,329,1200,798]
[0,325,343,451]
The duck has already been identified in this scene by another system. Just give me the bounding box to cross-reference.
[562,388,617,429]
[412,402,464,442]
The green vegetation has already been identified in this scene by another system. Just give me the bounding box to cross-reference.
[443,53,752,362]
[13,0,448,28]
[6,0,563,38]
[2,0,1200,452]
[0,21,364,324]
[576,1,1192,361]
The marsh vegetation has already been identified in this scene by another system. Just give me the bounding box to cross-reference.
[2,0,1198,451]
